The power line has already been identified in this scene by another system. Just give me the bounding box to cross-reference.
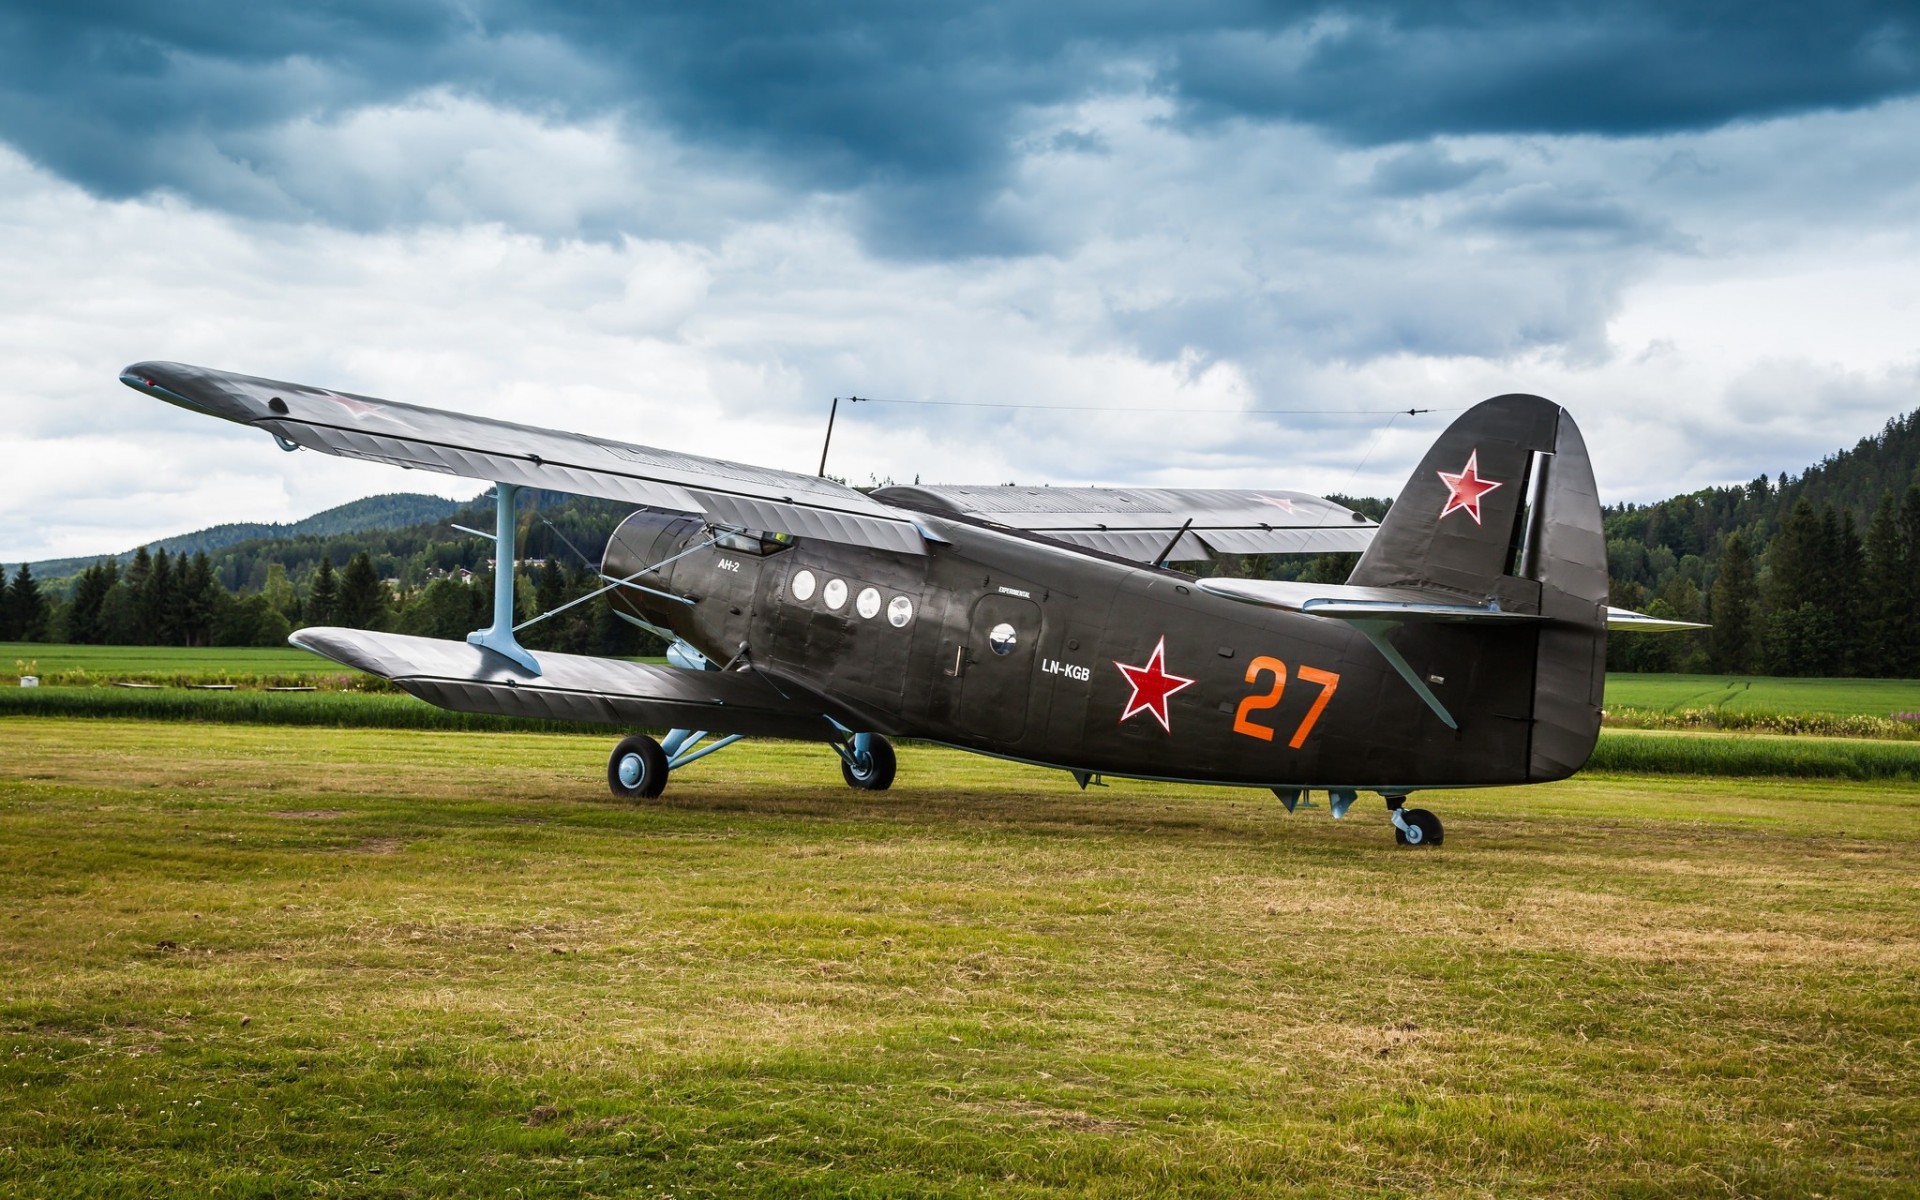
[846,396,1455,416]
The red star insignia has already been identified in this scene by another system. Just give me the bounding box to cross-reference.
[1436,449,1502,525]
[1113,636,1196,732]
[327,394,380,418]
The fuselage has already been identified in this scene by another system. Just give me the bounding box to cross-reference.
[605,511,1554,791]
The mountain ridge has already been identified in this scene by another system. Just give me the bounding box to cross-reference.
[27,492,473,581]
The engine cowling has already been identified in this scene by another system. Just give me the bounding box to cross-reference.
[601,509,706,630]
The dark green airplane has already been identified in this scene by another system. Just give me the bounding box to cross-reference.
[121,362,1698,846]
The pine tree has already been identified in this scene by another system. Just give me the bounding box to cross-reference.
[1762,498,1836,676]
[535,558,566,617]
[1708,534,1756,674]
[1832,510,1866,675]
[0,564,14,641]
[6,564,48,642]
[1765,498,1823,613]
[1903,486,1920,677]
[306,557,340,626]
[139,548,177,644]
[522,559,569,650]
[335,552,387,629]
[1863,495,1908,673]
[66,561,118,645]
[180,552,220,647]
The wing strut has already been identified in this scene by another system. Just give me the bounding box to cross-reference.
[467,483,541,675]
[1347,619,1458,731]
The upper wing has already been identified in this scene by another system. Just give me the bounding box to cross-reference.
[871,484,1376,563]
[292,628,846,740]
[122,361,925,555]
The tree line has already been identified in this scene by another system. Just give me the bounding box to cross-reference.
[6,541,654,658]
[1604,403,1920,677]
[1609,487,1920,676]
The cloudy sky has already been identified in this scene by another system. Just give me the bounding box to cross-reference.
[2,1,1917,563]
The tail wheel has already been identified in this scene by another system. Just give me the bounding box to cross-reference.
[840,734,897,791]
[1394,807,1443,846]
[608,734,669,799]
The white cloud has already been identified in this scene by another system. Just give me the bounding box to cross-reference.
[2,90,1918,563]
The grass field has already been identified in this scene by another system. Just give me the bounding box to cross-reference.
[10,646,1918,715]
[1,719,1915,1197]
[1605,672,1920,718]
[0,641,341,679]
[10,686,1920,779]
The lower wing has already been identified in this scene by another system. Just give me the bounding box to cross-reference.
[293,628,843,741]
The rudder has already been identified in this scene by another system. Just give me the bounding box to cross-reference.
[1351,396,1608,781]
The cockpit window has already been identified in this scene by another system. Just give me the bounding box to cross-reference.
[713,529,795,556]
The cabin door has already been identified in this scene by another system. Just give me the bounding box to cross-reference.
[955,592,1042,743]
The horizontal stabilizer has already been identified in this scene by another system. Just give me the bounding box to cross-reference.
[1197,578,1545,623]
[872,484,1375,562]
[123,362,926,556]
[1605,607,1709,633]
[290,628,841,740]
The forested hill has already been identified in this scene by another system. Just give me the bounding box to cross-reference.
[29,493,469,581]
[1604,408,1920,588]
[1604,406,1920,677]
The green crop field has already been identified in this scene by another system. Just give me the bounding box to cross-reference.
[1606,672,1920,718]
[1,719,1915,1197]
[0,641,343,681]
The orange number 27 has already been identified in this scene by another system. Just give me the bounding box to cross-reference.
[1232,658,1341,748]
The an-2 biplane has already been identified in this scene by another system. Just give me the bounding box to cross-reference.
[120,362,1698,845]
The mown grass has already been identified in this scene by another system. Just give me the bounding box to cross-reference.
[1,719,1917,1197]
[1606,672,1920,718]
[0,685,582,733]
[13,686,1920,780]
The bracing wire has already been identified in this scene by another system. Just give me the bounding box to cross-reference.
[848,396,1455,416]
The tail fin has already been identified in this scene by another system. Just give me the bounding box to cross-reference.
[1353,395,1609,780]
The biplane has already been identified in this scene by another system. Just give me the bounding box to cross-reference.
[121,362,1697,844]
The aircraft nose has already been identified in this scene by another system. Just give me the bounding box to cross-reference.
[602,508,706,624]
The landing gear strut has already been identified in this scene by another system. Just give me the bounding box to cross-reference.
[1386,795,1443,846]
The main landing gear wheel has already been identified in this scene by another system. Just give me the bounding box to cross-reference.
[1394,808,1443,847]
[840,734,897,791]
[607,734,669,800]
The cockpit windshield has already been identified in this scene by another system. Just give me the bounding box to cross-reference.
[712,528,796,556]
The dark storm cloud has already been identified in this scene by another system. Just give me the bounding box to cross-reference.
[1172,2,1920,142]
[0,1,1914,250]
